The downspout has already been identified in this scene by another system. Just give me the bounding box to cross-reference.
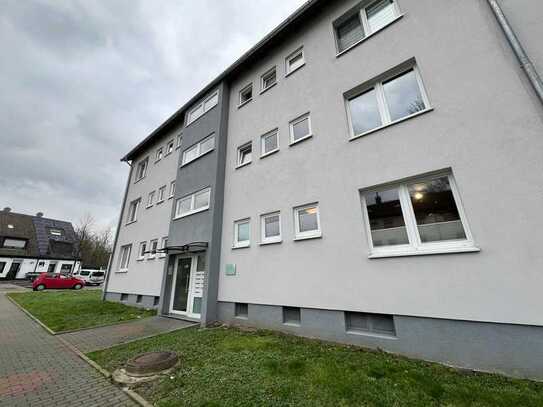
[101,161,133,301]
[487,0,543,106]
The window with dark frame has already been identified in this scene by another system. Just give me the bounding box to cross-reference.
[283,307,301,325]
[235,303,248,318]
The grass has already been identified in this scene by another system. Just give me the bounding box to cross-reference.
[7,290,155,332]
[87,326,543,407]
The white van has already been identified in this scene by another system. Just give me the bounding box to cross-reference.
[75,269,105,286]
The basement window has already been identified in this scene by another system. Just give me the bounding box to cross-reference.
[120,293,129,302]
[283,307,301,325]
[235,303,248,319]
[345,311,396,336]
[136,295,142,304]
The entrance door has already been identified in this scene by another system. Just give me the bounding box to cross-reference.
[6,262,21,280]
[169,255,204,318]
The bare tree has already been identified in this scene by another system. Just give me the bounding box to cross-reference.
[75,214,112,269]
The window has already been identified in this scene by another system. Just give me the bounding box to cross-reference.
[260,129,279,157]
[283,307,301,325]
[334,0,399,54]
[181,133,215,166]
[347,66,429,139]
[155,147,163,162]
[0,262,6,273]
[147,191,155,208]
[166,140,174,155]
[289,113,312,145]
[346,312,396,336]
[261,212,281,244]
[127,199,140,223]
[154,296,160,306]
[159,237,168,258]
[235,303,248,318]
[233,219,250,248]
[136,295,142,304]
[361,173,476,257]
[3,238,26,249]
[148,239,158,259]
[169,181,176,198]
[120,293,128,301]
[239,84,253,106]
[175,187,211,218]
[294,204,321,240]
[138,241,147,260]
[135,158,148,182]
[236,142,252,168]
[157,186,166,203]
[186,90,218,126]
[261,67,277,92]
[176,134,182,149]
[118,244,132,271]
[48,228,64,237]
[285,47,305,75]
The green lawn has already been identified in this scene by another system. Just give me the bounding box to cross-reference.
[87,327,543,407]
[8,290,155,332]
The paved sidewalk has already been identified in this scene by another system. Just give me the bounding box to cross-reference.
[0,294,136,407]
[60,316,196,353]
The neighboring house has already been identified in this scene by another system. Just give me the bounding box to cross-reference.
[0,208,81,279]
[104,0,543,379]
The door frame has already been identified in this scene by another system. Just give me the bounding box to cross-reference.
[169,254,200,319]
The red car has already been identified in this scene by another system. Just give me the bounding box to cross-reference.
[32,273,85,291]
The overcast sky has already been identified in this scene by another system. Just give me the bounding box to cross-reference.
[0,0,305,231]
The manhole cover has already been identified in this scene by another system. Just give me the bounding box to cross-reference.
[125,351,178,377]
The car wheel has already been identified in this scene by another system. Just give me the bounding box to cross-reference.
[35,284,46,291]
[73,283,83,290]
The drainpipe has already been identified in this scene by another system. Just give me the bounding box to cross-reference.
[487,0,543,106]
[101,161,133,301]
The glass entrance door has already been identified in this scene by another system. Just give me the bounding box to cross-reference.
[170,257,192,314]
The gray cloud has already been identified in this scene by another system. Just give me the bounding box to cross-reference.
[0,0,305,229]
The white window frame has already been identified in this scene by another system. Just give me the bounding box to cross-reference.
[334,0,402,56]
[236,142,252,168]
[260,66,277,93]
[135,157,148,182]
[166,140,174,155]
[260,129,279,158]
[126,199,140,224]
[174,187,211,219]
[233,218,251,248]
[118,244,132,272]
[293,203,322,240]
[155,147,163,162]
[157,185,166,203]
[360,172,478,258]
[49,228,63,236]
[289,113,312,145]
[146,191,155,208]
[138,241,147,261]
[169,181,176,198]
[186,90,219,126]
[181,133,216,166]
[285,46,305,76]
[148,239,158,259]
[159,237,168,258]
[260,212,282,245]
[346,64,431,141]
[238,83,253,107]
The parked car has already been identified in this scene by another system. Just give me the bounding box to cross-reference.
[32,273,85,291]
[74,269,105,286]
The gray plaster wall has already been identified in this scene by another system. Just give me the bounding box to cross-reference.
[217,301,543,380]
[161,82,229,324]
[105,292,159,309]
[218,0,543,326]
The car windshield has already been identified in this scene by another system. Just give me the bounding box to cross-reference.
[80,271,91,276]
[91,272,104,277]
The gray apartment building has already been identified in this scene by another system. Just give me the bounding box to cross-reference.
[103,0,543,379]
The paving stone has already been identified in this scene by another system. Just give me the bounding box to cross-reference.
[0,294,138,407]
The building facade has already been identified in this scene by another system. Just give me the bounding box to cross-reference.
[104,0,543,379]
[0,208,80,279]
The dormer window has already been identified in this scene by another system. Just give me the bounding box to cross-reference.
[49,228,64,237]
[3,238,27,249]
